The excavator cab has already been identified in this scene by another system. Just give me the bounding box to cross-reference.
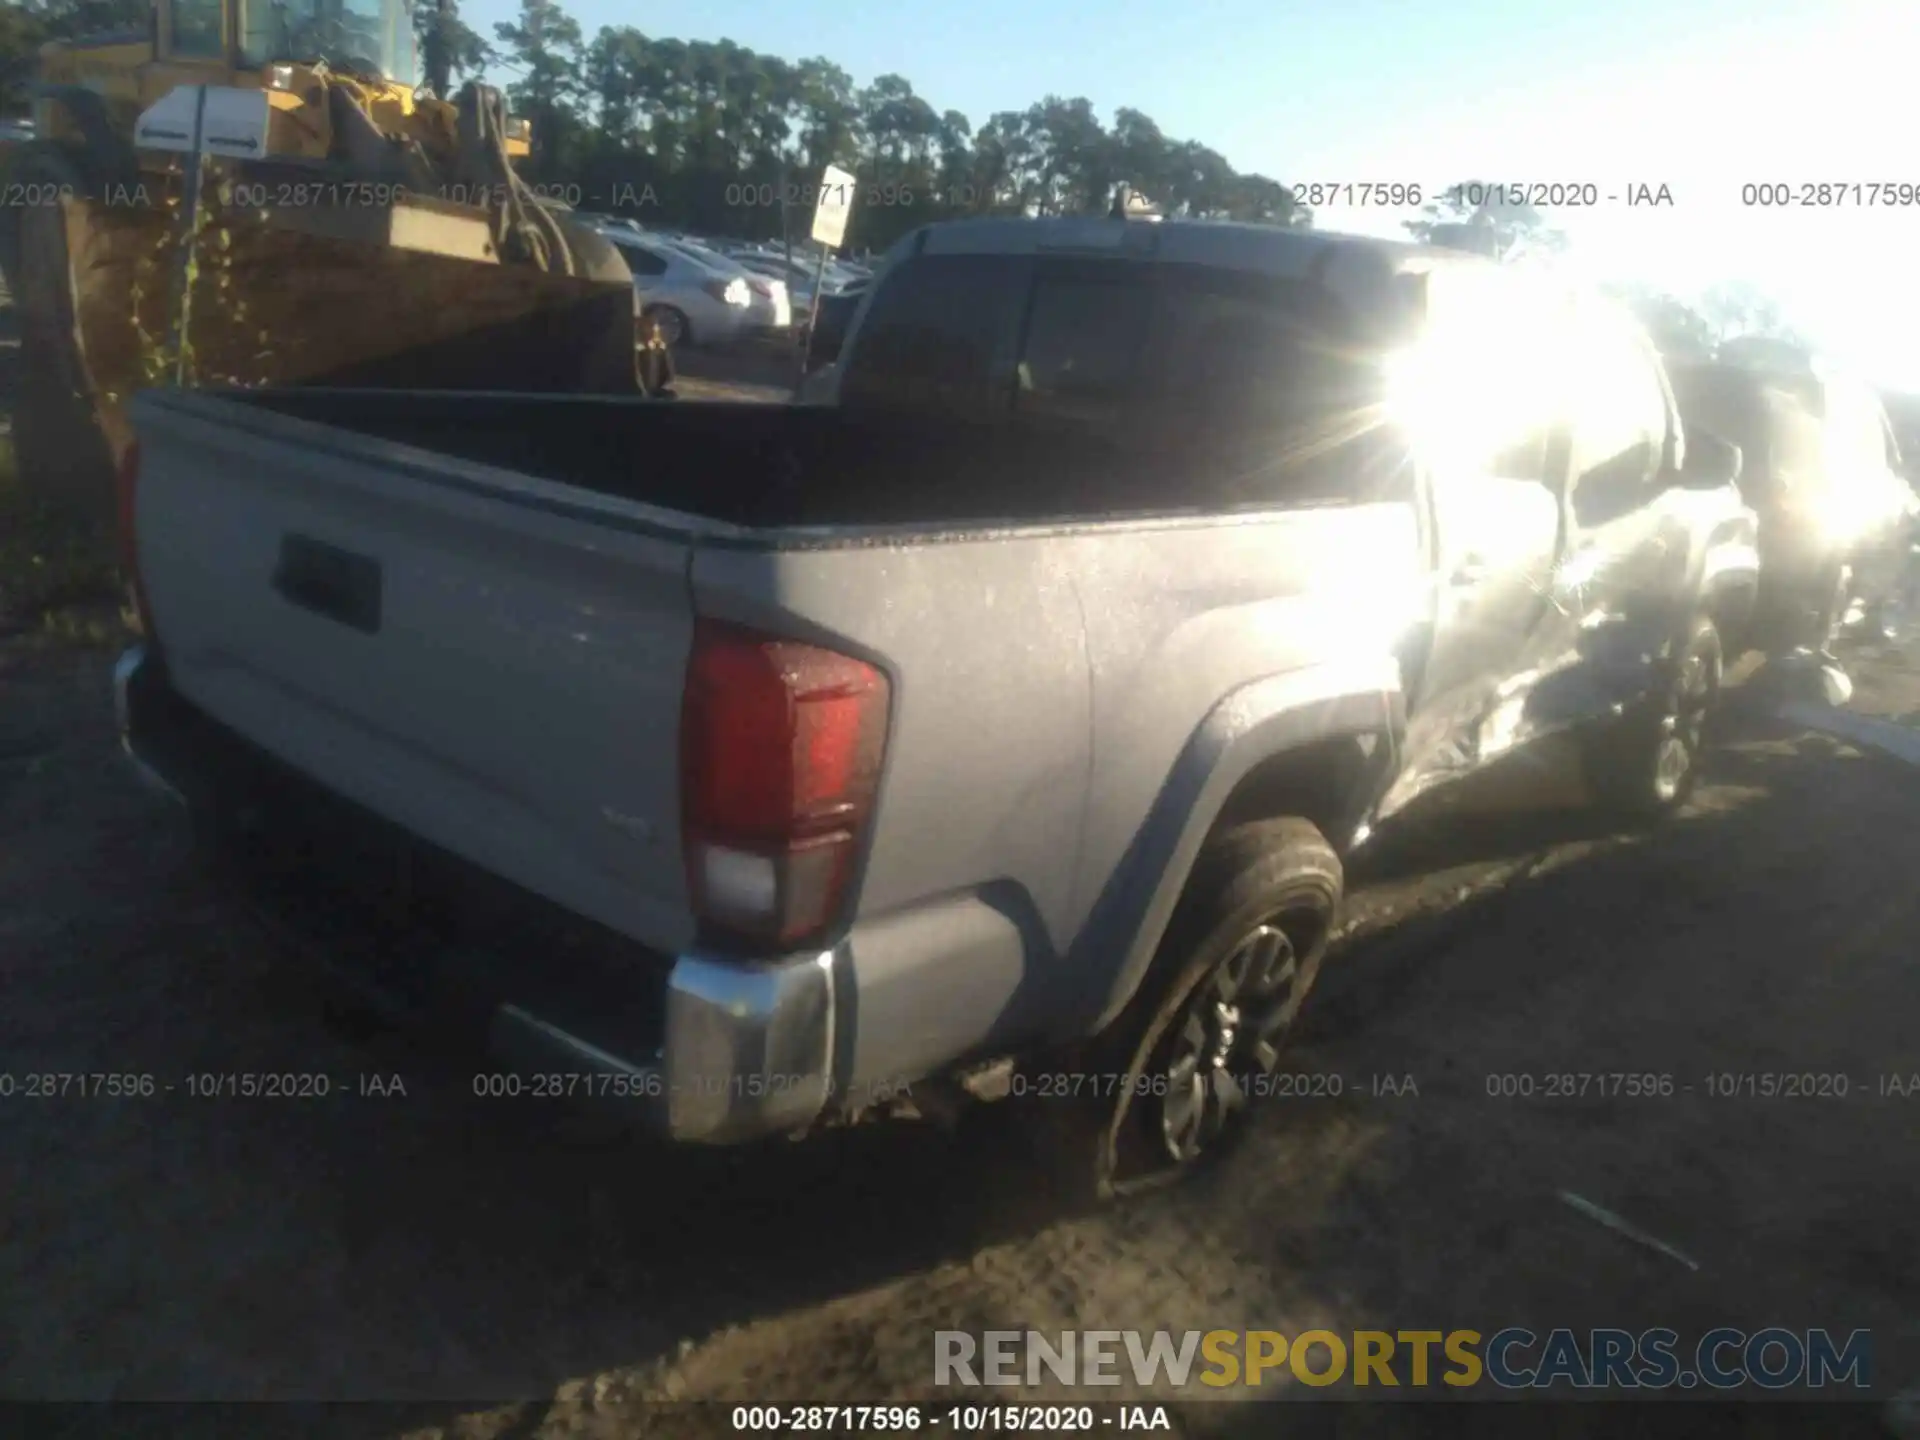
[32,0,530,165]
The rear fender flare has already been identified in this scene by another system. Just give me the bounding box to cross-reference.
[1067,658,1406,1039]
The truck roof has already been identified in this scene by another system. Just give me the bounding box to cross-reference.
[911,215,1482,283]
[799,217,1527,405]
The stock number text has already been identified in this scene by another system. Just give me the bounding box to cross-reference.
[0,1072,158,1098]
[1485,1072,1675,1099]
[730,1405,923,1430]
[224,180,407,209]
[1296,182,1423,207]
[1742,182,1920,207]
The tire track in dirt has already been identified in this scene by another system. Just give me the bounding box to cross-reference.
[9,640,1918,1427]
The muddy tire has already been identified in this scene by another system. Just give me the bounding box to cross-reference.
[1017,818,1343,1207]
[1588,612,1723,819]
[10,178,120,552]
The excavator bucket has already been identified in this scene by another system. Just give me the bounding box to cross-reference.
[2,179,638,546]
[171,189,641,394]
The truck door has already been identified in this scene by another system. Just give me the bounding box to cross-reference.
[1384,276,1569,809]
[1535,300,1693,726]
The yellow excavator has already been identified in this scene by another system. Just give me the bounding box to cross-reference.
[0,0,643,544]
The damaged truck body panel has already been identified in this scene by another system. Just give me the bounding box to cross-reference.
[115,215,1756,1190]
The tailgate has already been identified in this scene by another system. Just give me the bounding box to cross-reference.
[130,392,699,956]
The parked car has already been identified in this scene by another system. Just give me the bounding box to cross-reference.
[728,260,813,325]
[650,236,792,336]
[732,252,864,318]
[595,227,752,349]
[1669,354,1915,648]
[115,217,1754,1200]
[730,252,806,287]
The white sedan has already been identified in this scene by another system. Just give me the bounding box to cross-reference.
[596,228,754,349]
[652,236,792,336]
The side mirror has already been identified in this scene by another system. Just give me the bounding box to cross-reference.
[1675,430,1742,490]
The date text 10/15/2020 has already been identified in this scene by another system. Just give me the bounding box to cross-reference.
[728,1404,1172,1432]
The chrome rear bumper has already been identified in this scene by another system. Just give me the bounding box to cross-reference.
[115,643,836,1145]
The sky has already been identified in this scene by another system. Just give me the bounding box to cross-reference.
[460,0,1920,391]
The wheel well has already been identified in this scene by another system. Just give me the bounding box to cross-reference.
[646,303,690,344]
[1211,733,1378,852]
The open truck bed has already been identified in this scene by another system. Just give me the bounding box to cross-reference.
[230,389,1360,530]
[117,381,1423,1152]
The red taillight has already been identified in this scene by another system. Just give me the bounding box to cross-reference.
[680,619,889,947]
[115,440,153,632]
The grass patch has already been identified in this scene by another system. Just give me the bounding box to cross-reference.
[0,432,133,647]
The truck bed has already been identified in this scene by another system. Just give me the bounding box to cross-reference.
[127,381,1421,997]
[229,389,1384,531]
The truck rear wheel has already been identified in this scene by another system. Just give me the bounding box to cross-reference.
[1022,817,1343,1206]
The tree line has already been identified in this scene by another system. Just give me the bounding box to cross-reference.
[437,0,1311,251]
[2,0,1805,353]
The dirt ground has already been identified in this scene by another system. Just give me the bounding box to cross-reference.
[3,287,1920,1439]
[673,339,810,403]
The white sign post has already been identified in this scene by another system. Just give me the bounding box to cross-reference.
[799,164,856,378]
[810,164,856,250]
[134,85,271,384]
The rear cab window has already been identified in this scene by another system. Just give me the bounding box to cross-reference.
[838,252,1032,422]
[836,243,1413,519]
[1014,267,1151,426]
[1128,264,1410,508]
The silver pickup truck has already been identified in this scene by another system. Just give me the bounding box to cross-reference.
[115,217,1758,1198]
